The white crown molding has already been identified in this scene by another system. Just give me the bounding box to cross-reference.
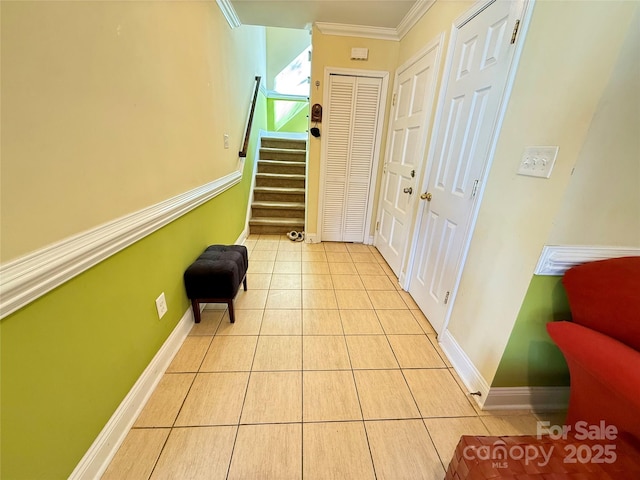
[315,22,400,41]
[221,0,433,41]
[216,0,241,29]
[396,0,436,39]
[534,245,640,276]
[0,169,242,319]
[483,386,570,412]
[315,0,436,41]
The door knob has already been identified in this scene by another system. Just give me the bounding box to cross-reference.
[403,187,413,194]
[420,192,432,201]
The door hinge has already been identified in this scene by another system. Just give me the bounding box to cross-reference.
[444,291,450,305]
[510,19,520,44]
[471,179,479,198]
[376,221,380,231]
[392,93,397,106]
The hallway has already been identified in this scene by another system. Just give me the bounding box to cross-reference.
[102,234,563,479]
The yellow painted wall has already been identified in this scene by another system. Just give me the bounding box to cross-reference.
[547,8,640,247]
[492,7,640,389]
[0,1,266,262]
[398,0,472,66]
[0,2,267,477]
[307,27,399,239]
[445,0,638,386]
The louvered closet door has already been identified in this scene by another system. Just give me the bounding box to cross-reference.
[322,75,382,242]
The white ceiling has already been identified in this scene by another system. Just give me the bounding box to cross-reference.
[230,0,419,30]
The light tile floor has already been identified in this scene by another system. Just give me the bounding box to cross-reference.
[103,235,566,479]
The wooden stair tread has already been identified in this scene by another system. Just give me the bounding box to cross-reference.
[254,186,305,193]
[259,147,306,155]
[256,172,305,179]
[258,159,305,166]
[252,201,305,209]
[249,217,304,225]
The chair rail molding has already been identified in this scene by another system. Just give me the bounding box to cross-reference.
[535,245,640,276]
[0,170,243,319]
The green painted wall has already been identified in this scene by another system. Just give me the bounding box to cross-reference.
[267,98,309,133]
[0,95,266,480]
[492,275,571,388]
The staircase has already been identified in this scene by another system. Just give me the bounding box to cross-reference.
[249,136,306,235]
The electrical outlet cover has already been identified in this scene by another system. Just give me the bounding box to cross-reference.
[517,146,559,178]
[155,292,168,319]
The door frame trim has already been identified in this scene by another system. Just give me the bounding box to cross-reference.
[317,67,389,244]
[404,0,536,333]
[373,33,444,275]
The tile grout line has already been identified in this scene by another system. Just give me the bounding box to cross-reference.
[143,324,218,479]
[224,290,263,480]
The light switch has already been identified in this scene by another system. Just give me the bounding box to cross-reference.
[224,133,230,149]
[517,146,558,178]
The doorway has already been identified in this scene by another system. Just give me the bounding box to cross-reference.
[374,36,443,276]
[318,69,389,243]
[406,0,530,334]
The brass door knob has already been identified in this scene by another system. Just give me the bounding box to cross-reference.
[420,192,432,201]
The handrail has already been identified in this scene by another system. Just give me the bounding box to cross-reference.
[239,76,261,158]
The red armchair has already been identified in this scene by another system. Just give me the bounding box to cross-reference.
[547,256,640,442]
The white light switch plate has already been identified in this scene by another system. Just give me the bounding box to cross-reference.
[517,146,559,178]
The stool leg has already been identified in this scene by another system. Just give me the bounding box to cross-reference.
[227,300,235,323]
[243,276,247,291]
[192,299,201,323]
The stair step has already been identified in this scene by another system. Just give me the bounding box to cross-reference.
[249,216,304,224]
[258,159,306,175]
[256,173,305,189]
[257,173,305,179]
[260,148,306,162]
[253,186,305,203]
[249,217,305,235]
[254,186,305,194]
[261,138,307,150]
[252,200,305,219]
[252,201,305,210]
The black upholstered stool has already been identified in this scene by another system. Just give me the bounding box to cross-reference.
[183,245,248,323]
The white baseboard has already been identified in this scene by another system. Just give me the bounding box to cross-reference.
[304,233,320,244]
[69,308,194,479]
[483,386,570,412]
[438,330,570,411]
[438,329,490,408]
[236,226,250,246]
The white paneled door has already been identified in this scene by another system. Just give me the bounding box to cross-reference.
[375,41,440,276]
[321,74,383,243]
[408,0,526,334]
